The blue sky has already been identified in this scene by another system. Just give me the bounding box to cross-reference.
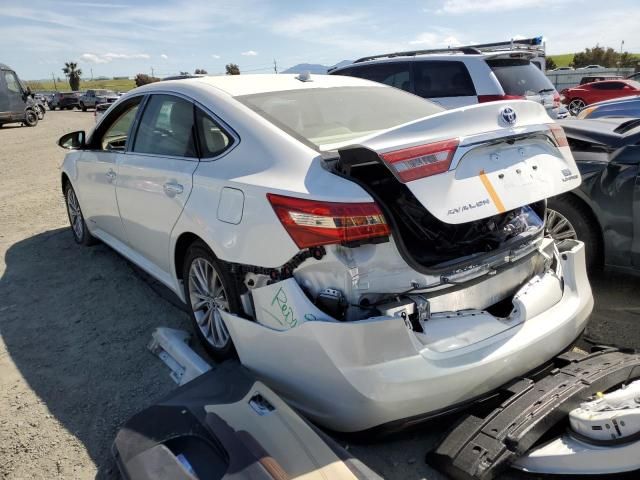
[1,0,638,80]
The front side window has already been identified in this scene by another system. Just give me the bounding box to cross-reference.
[3,71,21,94]
[413,61,476,98]
[99,99,141,151]
[196,108,233,158]
[133,95,197,158]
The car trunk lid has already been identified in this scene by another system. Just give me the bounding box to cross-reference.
[338,100,580,225]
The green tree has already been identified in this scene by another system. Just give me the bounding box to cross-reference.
[194,68,208,74]
[225,63,240,75]
[572,45,620,68]
[134,73,160,87]
[619,52,638,68]
[545,57,557,71]
[62,62,82,91]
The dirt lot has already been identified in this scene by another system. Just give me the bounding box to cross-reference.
[1,110,639,480]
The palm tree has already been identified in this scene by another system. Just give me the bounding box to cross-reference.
[62,62,82,91]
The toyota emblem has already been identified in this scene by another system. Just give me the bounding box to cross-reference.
[500,107,517,126]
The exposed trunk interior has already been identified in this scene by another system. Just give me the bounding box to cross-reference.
[329,148,545,269]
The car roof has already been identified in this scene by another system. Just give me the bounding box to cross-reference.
[590,94,640,107]
[143,73,384,97]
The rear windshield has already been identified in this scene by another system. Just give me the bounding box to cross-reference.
[236,86,443,149]
[487,59,555,96]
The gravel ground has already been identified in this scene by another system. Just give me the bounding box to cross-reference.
[1,110,639,480]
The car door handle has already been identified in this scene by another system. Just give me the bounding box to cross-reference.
[163,182,184,196]
[106,169,116,182]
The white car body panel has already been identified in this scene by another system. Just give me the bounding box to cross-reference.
[60,74,593,432]
[222,240,592,432]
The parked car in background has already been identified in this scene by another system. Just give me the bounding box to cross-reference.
[577,95,640,119]
[58,74,590,432]
[547,117,640,271]
[561,79,640,115]
[579,75,622,85]
[626,72,640,81]
[580,65,605,70]
[551,67,573,72]
[50,92,81,110]
[94,102,110,123]
[0,62,39,127]
[79,89,119,111]
[330,43,562,118]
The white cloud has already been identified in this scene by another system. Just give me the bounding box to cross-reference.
[434,0,565,14]
[241,50,258,56]
[409,32,463,47]
[211,54,221,59]
[160,53,168,59]
[272,13,364,36]
[80,52,150,64]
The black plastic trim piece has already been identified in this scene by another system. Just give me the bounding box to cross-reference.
[426,348,640,480]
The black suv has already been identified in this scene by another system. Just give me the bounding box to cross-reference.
[50,92,81,110]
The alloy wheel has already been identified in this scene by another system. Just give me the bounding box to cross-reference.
[188,258,231,348]
[568,99,585,116]
[66,188,84,240]
[545,208,578,241]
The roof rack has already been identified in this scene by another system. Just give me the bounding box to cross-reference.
[353,47,481,64]
[351,36,545,65]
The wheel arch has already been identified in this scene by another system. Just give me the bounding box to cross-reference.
[551,191,604,265]
[173,232,205,281]
[61,172,71,194]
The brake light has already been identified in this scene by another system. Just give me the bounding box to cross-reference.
[380,139,459,183]
[478,94,526,103]
[549,124,569,147]
[267,194,390,248]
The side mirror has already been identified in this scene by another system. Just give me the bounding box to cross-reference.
[58,130,86,150]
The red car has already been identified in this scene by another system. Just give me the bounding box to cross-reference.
[561,79,640,116]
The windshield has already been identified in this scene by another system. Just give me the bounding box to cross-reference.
[487,59,556,96]
[236,86,443,149]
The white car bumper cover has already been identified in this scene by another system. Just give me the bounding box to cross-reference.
[222,240,593,432]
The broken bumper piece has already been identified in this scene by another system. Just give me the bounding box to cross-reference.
[427,348,640,480]
[221,240,593,433]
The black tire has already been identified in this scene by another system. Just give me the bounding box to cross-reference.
[182,240,241,361]
[80,102,87,112]
[547,195,601,270]
[64,183,97,246]
[24,110,38,127]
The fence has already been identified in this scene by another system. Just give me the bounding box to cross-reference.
[546,68,635,92]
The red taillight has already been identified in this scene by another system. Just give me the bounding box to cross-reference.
[478,94,526,103]
[553,92,561,108]
[549,124,569,147]
[267,194,390,248]
[380,139,459,183]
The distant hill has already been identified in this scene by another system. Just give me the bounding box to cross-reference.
[282,60,352,75]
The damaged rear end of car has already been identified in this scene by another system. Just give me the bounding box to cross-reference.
[219,98,593,433]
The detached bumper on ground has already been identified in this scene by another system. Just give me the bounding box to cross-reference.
[222,240,593,432]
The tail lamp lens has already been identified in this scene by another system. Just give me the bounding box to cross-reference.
[380,139,459,183]
[267,194,390,249]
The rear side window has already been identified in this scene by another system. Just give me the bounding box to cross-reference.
[413,61,475,98]
[487,59,554,96]
[335,62,412,92]
[133,94,197,158]
[195,108,233,158]
[592,82,625,90]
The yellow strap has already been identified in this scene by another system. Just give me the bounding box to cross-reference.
[479,170,506,214]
